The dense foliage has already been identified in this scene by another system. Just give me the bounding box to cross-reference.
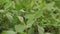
[0,0,60,34]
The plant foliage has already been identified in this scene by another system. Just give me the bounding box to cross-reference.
[0,0,60,34]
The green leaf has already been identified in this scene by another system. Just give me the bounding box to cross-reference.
[20,32,27,34]
[55,0,60,8]
[4,0,11,9]
[14,0,23,10]
[0,10,4,13]
[24,14,34,19]
[45,32,51,34]
[6,13,13,23]
[33,10,42,19]
[1,30,16,34]
[27,27,34,34]
[38,25,44,34]
[15,24,26,33]
[44,2,55,10]
[18,16,25,24]
[27,19,35,28]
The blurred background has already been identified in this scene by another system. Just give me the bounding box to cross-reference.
[0,0,60,34]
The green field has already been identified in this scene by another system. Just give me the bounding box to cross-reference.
[0,0,60,34]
